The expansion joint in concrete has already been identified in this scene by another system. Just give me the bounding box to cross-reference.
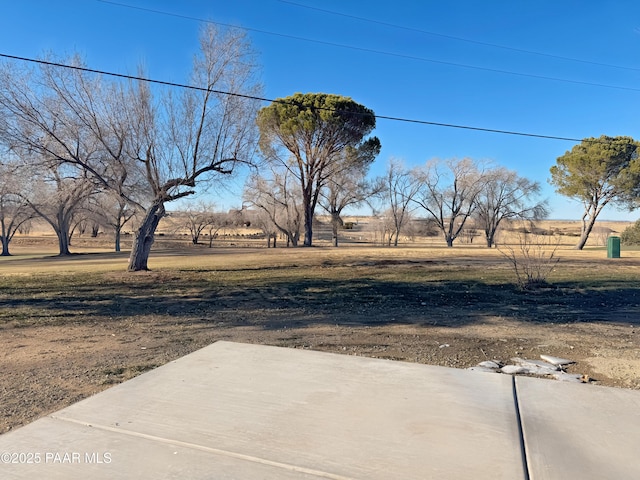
[512,376,531,480]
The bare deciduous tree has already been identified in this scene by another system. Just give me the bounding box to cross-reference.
[123,26,261,270]
[0,58,142,254]
[0,25,261,270]
[0,159,35,256]
[244,207,279,247]
[244,166,302,246]
[172,201,218,245]
[23,164,97,255]
[320,145,380,247]
[474,167,548,248]
[84,192,137,251]
[370,208,414,246]
[376,158,421,247]
[205,211,235,248]
[413,158,485,247]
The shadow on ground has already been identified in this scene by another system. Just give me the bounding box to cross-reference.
[2,273,639,329]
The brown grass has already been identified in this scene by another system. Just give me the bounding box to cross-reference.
[1,220,640,434]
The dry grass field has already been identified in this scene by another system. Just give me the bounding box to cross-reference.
[1,218,639,434]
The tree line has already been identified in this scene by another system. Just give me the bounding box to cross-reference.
[1,26,639,269]
[0,26,261,270]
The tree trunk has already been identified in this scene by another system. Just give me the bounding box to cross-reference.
[57,229,72,255]
[1,236,10,256]
[301,181,316,247]
[128,201,165,271]
[1,222,9,255]
[485,230,494,248]
[303,204,313,246]
[114,227,121,252]
[575,207,601,250]
[330,211,344,247]
[484,217,503,248]
[445,236,454,247]
[55,213,72,255]
[575,221,596,250]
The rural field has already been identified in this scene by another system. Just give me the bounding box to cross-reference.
[1,219,640,434]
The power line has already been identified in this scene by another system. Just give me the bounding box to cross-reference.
[0,52,586,143]
[279,0,640,73]
[374,113,583,142]
[0,53,272,103]
[95,0,640,94]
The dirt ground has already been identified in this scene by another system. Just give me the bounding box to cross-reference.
[1,237,640,435]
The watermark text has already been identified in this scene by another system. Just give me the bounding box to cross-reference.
[1,451,112,465]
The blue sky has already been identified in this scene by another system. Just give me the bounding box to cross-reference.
[2,0,640,220]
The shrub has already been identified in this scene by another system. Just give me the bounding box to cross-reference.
[621,219,640,246]
[498,233,560,290]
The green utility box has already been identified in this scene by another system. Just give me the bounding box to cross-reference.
[607,236,621,258]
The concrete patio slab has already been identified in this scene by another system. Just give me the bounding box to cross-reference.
[516,376,640,480]
[0,416,320,480]
[0,341,526,479]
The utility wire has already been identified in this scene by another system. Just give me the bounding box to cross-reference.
[279,0,640,73]
[0,53,272,103]
[96,0,640,94]
[0,52,587,143]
